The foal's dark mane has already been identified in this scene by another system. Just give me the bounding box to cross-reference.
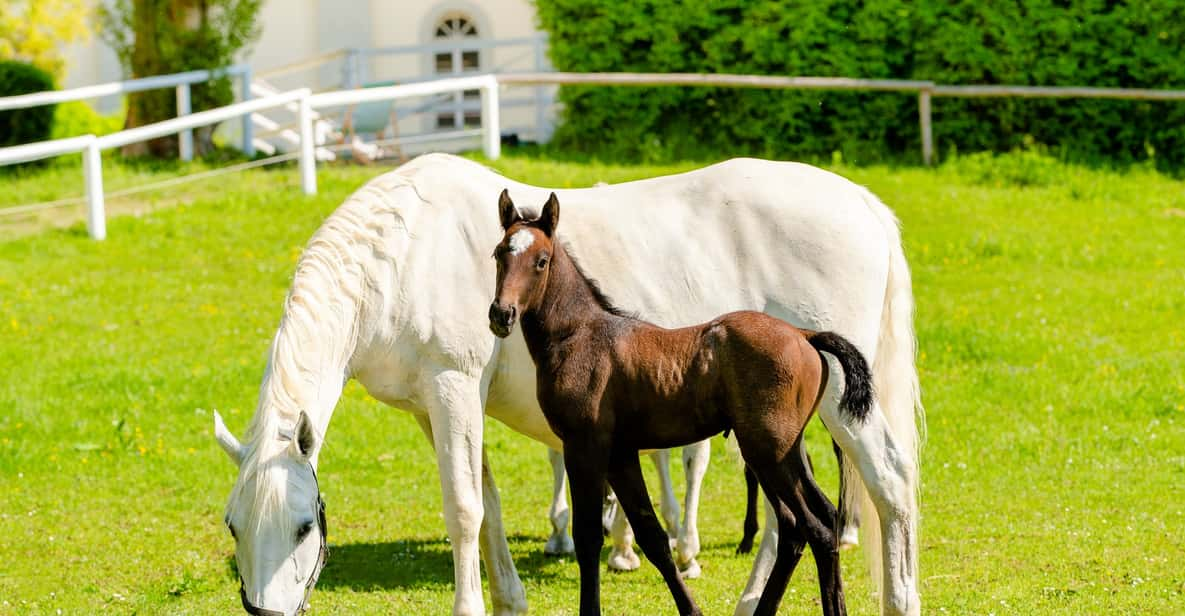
[560,240,637,321]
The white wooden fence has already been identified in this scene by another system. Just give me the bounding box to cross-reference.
[5,69,1185,240]
[0,65,255,161]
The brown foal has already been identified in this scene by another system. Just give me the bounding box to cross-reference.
[487,190,873,616]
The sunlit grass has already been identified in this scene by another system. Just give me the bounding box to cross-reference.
[0,151,1183,613]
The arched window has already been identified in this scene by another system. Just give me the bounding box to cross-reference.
[433,12,481,130]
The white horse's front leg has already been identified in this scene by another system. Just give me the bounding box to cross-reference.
[424,370,489,616]
[479,450,529,615]
[417,415,527,615]
[544,448,575,555]
[676,439,710,579]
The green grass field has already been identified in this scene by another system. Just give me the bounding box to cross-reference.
[1,151,1183,614]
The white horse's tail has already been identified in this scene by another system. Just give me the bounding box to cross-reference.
[845,188,924,603]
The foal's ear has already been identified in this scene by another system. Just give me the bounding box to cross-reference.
[288,411,319,461]
[538,192,560,237]
[498,189,521,230]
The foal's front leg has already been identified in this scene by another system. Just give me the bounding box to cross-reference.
[564,443,610,616]
[607,448,703,616]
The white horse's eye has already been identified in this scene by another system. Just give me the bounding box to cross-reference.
[296,522,314,540]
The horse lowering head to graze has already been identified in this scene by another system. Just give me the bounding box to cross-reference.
[489,190,875,616]
[210,153,922,616]
[215,409,328,616]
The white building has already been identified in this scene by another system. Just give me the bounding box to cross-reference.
[63,0,554,150]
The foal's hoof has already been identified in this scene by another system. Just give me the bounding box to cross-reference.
[607,548,641,572]
[839,526,860,550]
[677,558,702,579]
[544,534,575,556]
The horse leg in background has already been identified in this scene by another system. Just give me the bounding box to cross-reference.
[545,448,576,555]
[676,439,710,578]
[737,465,759,554]
[479,449,530,615]
[607,495,641,571]
[564,442,611,616]
[652,449,682,544]
[423,369,493,616]
[608,448,679,572]
[416,416,528,615]
[834,440,861,549]
[607,448,703,616]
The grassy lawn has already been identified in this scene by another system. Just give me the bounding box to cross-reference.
[1,151,1183,614]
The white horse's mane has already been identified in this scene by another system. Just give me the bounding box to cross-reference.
[228,167,430,529]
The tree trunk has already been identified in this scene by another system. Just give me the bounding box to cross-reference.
[120,0,186,158]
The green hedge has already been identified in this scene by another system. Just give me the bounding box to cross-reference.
[0,61,57,149]
[536,1,1185,168]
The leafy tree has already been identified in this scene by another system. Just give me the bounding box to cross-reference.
[99,0,262,157]
[0,0,92,82]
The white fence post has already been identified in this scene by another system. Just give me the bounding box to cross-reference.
[481,77,501,160]
[176,83,193,161]
[82,141,106,240]
[299,94,317,195]
[240,67,255,157]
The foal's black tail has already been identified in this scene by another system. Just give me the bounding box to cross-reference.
[807,331,874,422]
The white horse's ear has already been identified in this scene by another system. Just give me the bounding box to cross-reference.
[288,411,318,460]
[539,192,560,237]
[213,411,243,466]
[498,189,521,230]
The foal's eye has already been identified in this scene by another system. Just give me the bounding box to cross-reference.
[296,522,314,541]
[536,256,549,270]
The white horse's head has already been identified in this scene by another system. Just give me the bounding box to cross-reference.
[215,410,328,616]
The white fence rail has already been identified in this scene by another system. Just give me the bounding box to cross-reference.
[7,70,1185,241]
[0,64,255,160]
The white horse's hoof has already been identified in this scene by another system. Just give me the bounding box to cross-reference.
[678,557,702,579]
[544,534,575,556]
[839,526,859,550]
[492,597,530,616]
[607,548,641,572]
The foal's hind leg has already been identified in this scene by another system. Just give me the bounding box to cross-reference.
[607,448,702,616]
[788,443,847,616]
[743,453,808,616]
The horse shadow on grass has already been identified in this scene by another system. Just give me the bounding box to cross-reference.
[225,533,568,591]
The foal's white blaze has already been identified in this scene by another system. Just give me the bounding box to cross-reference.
[508,229,535,255]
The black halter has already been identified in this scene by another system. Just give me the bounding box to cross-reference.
[240,463,329,616]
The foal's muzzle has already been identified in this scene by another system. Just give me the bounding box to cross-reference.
[488,302,517,337]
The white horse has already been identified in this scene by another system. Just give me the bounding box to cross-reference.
[213,153,923,616]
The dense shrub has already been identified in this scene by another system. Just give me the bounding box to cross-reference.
[0,60,56,148]
[52,101,125,140]
[536,1,1185,168]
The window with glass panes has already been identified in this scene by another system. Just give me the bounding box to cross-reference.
[433,13,481,130]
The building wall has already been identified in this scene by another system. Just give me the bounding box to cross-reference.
[55,0,552,144]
